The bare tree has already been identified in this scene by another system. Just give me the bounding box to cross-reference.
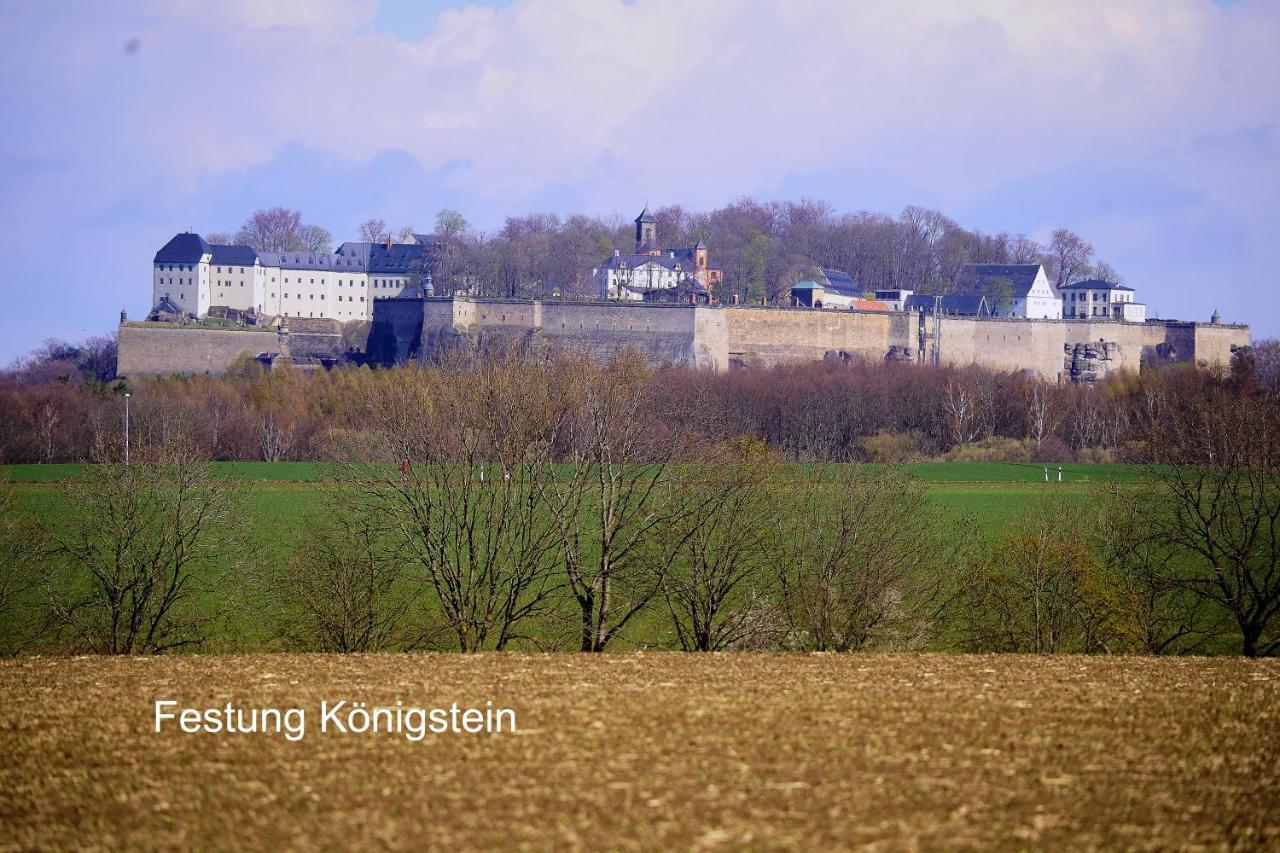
[434,209,469,238]
[205,232,234,246]
[1091,486,1220,654]
[543,352,695,651]
[943,381,981,447]
[360,348,569,651]
[359,218,389,243]
[45,443,236,654]
[274,491,413,652]
[1136,381,1280,656]
[0,481,49,652]
[658,450,783,650]
[778,465,942,651]
[1048,228,1095,289]
[1025,380,1064,450]
[955,501,1101,653]
[259,412,293,462]
[299,224,333,253]
[235,207,305,253]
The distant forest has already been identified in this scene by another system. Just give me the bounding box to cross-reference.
[208,200,1121,304]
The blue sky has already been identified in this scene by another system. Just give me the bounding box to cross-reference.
[0,0,1277,362]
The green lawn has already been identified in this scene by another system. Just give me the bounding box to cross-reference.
[2,461,1130,652]
[2,460,1141,483]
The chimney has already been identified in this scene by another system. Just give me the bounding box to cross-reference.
[385,237,393,249]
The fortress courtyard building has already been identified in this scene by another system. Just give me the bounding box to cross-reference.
[150,232,441,323]
[592,208,724,302]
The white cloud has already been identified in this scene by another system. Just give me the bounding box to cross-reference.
[1,0,1278,357]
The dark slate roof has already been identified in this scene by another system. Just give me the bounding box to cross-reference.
[154,232,211,264]
[1060,278,1134,292]
[966,263,1043,298]
[260,250,367,271]
[635,207,657,224]
[819,268,859,297]
[600,252,688,272]
[904,294,991,316]
[333,241,433,273]
[210,244,258,266]
[369,242,432,273]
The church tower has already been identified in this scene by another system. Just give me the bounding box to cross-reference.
[635,207,658,255]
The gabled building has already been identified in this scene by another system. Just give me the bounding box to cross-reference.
[593,208,723,301]
[151,232,438,323]
[1060,279,1145,322]
[963,263,1061,319]
[874,288,914,311]
[790,281,889,311]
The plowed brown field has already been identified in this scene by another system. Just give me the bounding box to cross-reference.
[2,654,1277,849]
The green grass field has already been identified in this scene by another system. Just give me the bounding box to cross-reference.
[1,460,1142,483]
[2,461,1132,651]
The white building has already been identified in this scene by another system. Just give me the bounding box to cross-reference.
[966,264,1062,319]
[873,288,914,311]
[1061,279,1146,322]
[151,232,440,323]
[591,208,721,302]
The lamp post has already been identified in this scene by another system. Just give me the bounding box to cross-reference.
[124,392,131,465]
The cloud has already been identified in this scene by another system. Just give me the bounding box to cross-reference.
[0,0,1277,359]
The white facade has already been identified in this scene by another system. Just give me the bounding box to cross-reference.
[152,259,210,317]
[593,254,688,300]
[1007,267,1061,319]
[1063,282,1146,322]
[152,233,430,323]
[874,289,914,311]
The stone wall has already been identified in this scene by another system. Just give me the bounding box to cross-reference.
[722,307,902,366]
[307,297,1258,381]
[117,323,281,377]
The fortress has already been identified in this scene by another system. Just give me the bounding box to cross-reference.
[119,219,1251,381]
[118,295,1249,381]
[362,296,1248,381]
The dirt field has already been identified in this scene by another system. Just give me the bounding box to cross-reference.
[1,655,1277,850]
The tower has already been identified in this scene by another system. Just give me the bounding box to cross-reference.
[635,207,658,255]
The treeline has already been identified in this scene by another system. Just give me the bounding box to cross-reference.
[1,347,1277,657]
[208,199,1122,303]
[3,334,1278,466]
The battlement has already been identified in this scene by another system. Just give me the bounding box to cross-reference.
[116,296,1251,381]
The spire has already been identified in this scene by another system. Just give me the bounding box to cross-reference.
[635,205,658,253]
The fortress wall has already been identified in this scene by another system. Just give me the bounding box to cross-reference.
[366,299,427,364]
[1062,320,1152,372]
[467,300,542,331]
[536,301,704,367]
[936,318,1067,378]
[117,324,279,377]
[366,297,1251,379]
[1192,323,1250,367]
[723,307,896,365]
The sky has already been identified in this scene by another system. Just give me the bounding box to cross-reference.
[0,0,1277,362]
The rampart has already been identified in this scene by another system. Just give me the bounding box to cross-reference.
[117,319,349,377]
[119,298,1251,380]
